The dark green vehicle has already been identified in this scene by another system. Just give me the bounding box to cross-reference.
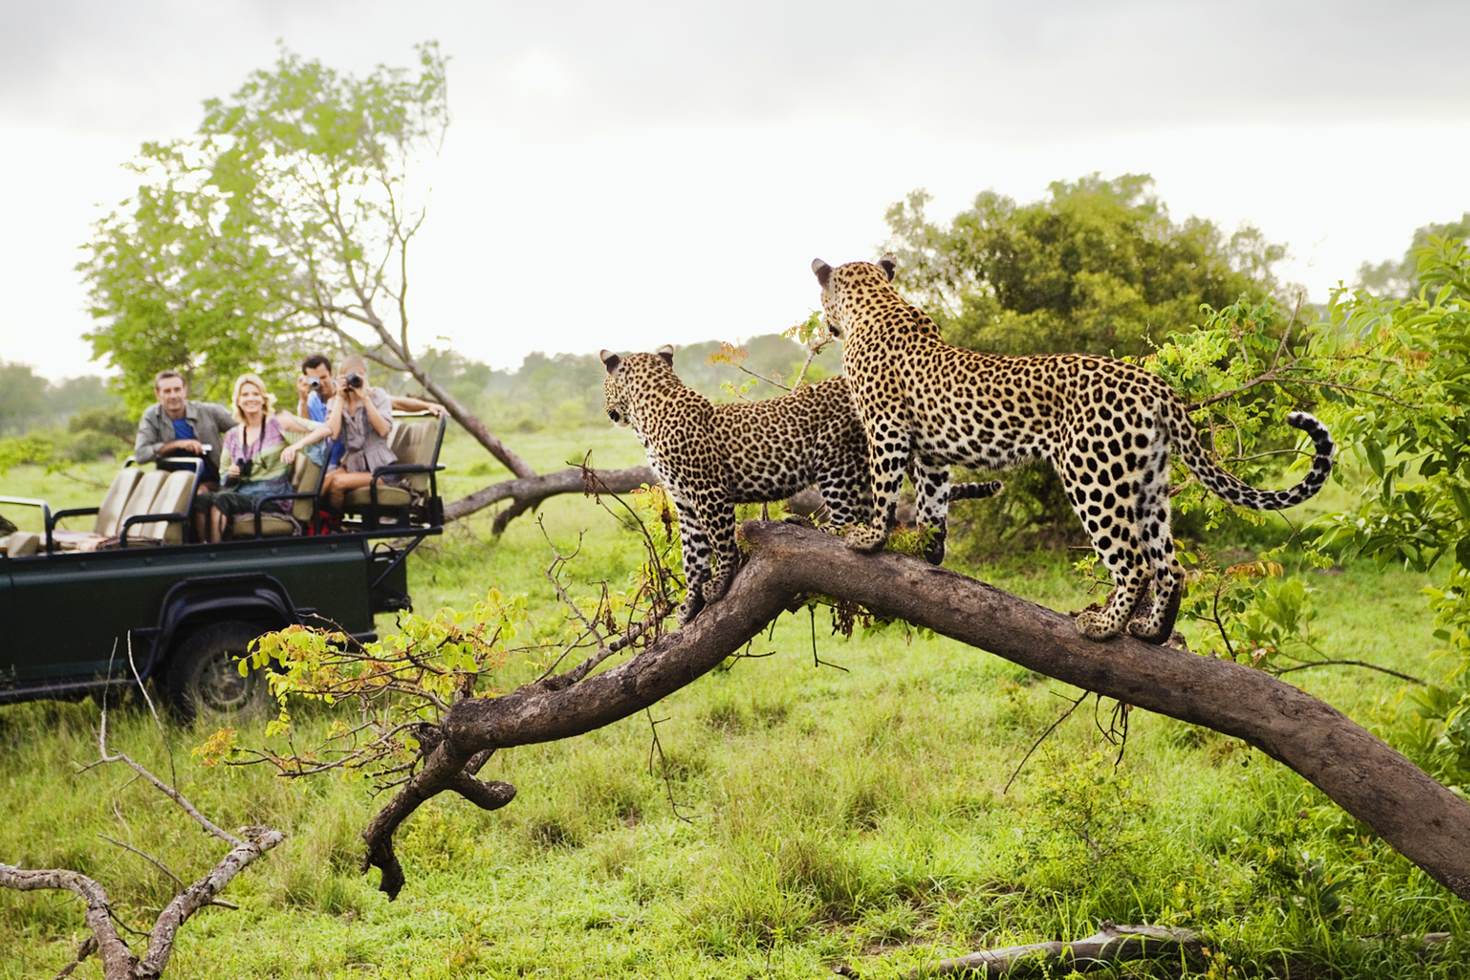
[0,414,446,717]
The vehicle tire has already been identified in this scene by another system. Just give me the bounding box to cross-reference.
[165,621,273,722]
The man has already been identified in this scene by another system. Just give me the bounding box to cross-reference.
[296,354,445,470]
[134,371,235,486]
[134,370,236,540]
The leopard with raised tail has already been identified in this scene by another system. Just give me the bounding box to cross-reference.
[809,256,1333,643]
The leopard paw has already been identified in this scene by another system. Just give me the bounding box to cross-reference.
[841,524,886,553]
[1074,608,1121,641]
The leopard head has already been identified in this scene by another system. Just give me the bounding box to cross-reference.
[601,346,675,427]
[811,255,897,341]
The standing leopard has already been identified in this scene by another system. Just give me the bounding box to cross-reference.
[809,257,1334,644]
[601,346,1001,623]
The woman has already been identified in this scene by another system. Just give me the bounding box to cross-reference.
[207,373,331,542]
[320,355,400,516]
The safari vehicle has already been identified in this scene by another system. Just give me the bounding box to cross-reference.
[0,413,447,718]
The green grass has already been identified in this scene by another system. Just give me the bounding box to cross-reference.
[1,433,1466,977]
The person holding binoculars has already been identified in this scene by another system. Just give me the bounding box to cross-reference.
[204,373,331,543]
[297,353,445,471]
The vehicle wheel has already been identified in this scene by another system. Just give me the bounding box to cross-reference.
[165,621,272,721]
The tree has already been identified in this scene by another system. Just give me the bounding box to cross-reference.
[883,173,1285,357]
[80,43,652,524]
[0,362,52,434]
[1357,213,1470,297]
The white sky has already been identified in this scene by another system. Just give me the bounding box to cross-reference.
[3,0,1468,381]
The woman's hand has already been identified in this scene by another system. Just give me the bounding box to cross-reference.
[226,463,242,482]
[281,444,298,466]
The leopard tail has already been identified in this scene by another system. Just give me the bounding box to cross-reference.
[1163,399,1334,510]
[949,480,1004,501]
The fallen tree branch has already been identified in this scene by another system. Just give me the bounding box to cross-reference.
[360,521,1470,904]
[915,922,1203,977]
[444,464,657,528]
[1,704,283,977]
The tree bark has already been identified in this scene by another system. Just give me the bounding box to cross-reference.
[444,465,657,527]
[362,521,1470,905]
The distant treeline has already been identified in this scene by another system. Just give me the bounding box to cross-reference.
[412,334,843,433]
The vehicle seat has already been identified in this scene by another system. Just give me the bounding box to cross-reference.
[1,532,40,557]
[141,470,196,544]
[342,418,437,513]
[229,449,324,538]
[51,467,144,550]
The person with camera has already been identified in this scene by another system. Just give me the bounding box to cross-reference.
[297,354,445,470]
[319,355,404,517]
[204,373,331,543]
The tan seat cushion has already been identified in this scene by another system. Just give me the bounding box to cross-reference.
[229,512,300,537]
[95,468,144,536]
[344,483,414,509]
[2,532,40,557]
[143,470,197,543]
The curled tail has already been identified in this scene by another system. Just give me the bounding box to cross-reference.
[1166,402,1334,510]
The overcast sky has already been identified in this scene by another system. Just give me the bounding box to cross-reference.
[3,0,1468,381]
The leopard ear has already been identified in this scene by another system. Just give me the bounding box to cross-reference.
[811,258,833,288]
[878,254,897,282]
[655,344,675,367]
[599,350,622,374]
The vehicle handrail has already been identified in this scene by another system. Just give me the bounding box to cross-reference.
[119,512,189,548]
[0,495,55,555]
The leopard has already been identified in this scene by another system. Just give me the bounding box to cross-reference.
[601,346,1001,624]
[808,256,1335,644]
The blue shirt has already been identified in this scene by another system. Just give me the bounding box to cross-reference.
[171,418,197,441]
[306,391,328,423]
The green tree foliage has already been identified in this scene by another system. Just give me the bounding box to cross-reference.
[1357,213,1470,298]
[884,173,1285,357]
[78,43,449,411]
[1315,237,1470,782]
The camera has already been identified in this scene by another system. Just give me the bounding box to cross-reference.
[345,372,364,390]
[307,377,321,390]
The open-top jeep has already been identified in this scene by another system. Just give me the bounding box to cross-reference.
[0,413,447,718]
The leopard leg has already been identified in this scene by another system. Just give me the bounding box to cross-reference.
[1128,439,1186,644]
[815,458,874,537]
[700,501,740,607]
[672,496,711,625]
[911,456,951,565]
[1060,438,1151,641]
[846,418,910,552]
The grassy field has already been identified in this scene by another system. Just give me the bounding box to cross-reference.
[1,429,1465,977]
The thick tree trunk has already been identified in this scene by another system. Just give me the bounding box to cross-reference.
[362,521,1470,905]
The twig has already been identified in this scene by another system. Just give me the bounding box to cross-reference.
[1005,689,1089,794]
[1270,659,1425,685]
[645,710,693,824]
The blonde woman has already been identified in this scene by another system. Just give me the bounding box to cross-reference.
[206,374,331,542]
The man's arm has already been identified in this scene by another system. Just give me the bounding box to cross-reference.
[133,409,163,464]
[390,395,444,416]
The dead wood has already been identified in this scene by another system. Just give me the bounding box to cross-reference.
[914,922,1202,977]
[360,521,1470,905]
[0,705,283,978]
[444,464,656,529]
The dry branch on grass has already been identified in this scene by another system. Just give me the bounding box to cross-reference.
[912,922,1203,977]
[0,707,282,979]
[355,520,1470,906]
